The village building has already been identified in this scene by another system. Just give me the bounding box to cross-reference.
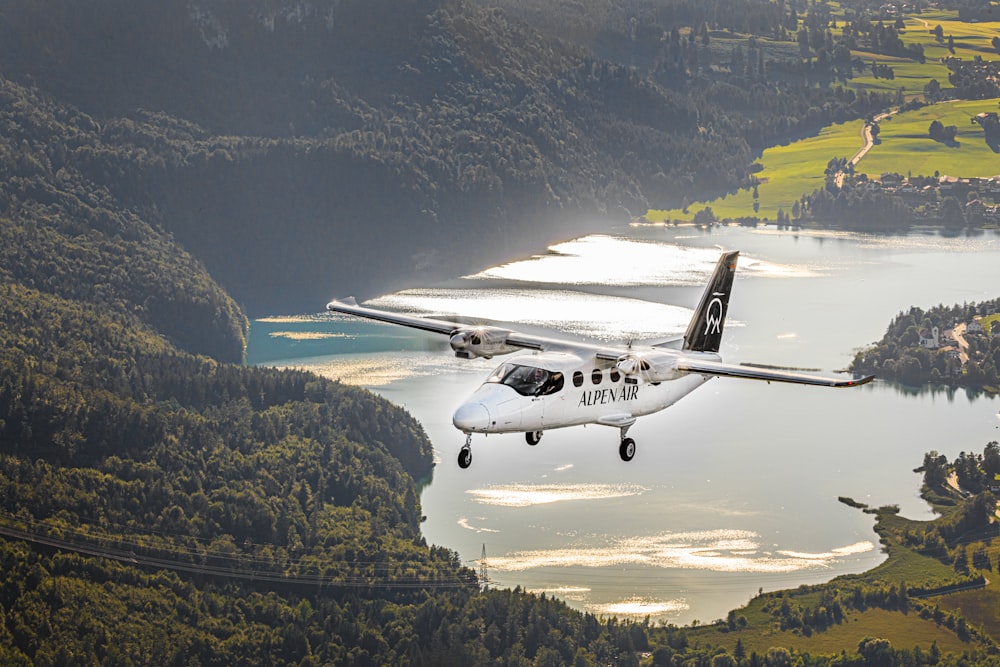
[919,326,940,349]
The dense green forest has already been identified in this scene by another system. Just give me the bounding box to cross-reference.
[0,0,895,314]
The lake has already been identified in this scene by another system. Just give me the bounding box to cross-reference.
[248,224,1000,626]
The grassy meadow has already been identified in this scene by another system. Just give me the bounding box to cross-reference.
[844,50,950,97]
[856,98,1000,178]
[700,607,971,657]
[845,8,1000,96]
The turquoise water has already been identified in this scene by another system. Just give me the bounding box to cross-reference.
[248,225,1000,625]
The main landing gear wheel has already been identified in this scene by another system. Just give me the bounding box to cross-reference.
[458,446,472,469]
[619,437,636,462]
[525,431,543,446]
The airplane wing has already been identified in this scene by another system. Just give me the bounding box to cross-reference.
[327,297,572,359]
[328,298,875,386]
[675,357,875,387]
[327,297,474,337]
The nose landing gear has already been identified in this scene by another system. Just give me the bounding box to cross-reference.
[525,431,543,446]
[458,433,473,469]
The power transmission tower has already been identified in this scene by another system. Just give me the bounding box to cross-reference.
[479,543,490,590]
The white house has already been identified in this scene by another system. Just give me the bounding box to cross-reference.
[919,326,940,349]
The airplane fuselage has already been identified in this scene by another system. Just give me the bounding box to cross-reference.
[452,351,713,435]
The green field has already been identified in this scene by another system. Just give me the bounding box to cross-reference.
[648,119,862,222]
[844,50,950,97]
[936,578,1000,640]
[698,607,972,657]
[905,10,1000,62]
[982,313,1000,335]
[845,9,999,95]
[857,98,1000,178]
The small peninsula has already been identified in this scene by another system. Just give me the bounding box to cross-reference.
[850,298,1000,395]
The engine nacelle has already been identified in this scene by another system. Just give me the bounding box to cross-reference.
[449,327,519,359]
[616,351,685,383]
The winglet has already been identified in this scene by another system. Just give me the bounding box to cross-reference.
[683,251,739,353]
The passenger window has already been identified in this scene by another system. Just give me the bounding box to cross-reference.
[610,368,621,383]
[591,369,602,385]
[572,371,584,387]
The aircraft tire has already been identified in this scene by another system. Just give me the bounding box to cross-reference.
[619,438,636,462]
[458,447,472,469]
[525,431,543,446]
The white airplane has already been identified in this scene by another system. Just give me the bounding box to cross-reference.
[327,251,874,468]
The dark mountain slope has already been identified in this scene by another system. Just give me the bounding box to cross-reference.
[0,79,246,362]
[0,0,761,314]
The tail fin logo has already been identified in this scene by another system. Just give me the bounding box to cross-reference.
[704,294,725,335]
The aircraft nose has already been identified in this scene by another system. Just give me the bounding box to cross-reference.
[453,402,491,432]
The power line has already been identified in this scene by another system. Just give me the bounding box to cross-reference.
[0,514,477,590]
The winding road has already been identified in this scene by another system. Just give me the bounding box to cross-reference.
[834,110,896,188]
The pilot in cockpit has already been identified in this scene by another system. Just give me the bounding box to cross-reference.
[489,363,563,397]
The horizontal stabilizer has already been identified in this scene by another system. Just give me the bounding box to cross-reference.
[676,358,875,388]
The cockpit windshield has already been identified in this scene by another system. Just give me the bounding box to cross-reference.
[487,363,564,397]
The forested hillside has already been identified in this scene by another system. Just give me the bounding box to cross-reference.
[0,17,657,661]
[0,0,892,314]
[0,73,658,663]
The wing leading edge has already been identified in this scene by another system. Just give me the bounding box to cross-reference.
[676,357,875,387]
[327,297,462,336]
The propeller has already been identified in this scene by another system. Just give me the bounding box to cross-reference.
[616,352,650,378]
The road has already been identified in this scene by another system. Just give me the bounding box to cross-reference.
[834,110,895,188]
[951,322,971,364]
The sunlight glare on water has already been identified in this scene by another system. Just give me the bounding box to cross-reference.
[466,482,650,508]
[277,351,490,387]
[370,287,694,341]
[268,331,353,341]
[469,235,817,285]
[486,529,875,574]
[590,598,691,617]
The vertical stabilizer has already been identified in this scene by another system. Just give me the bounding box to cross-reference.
[682,251,739,352]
